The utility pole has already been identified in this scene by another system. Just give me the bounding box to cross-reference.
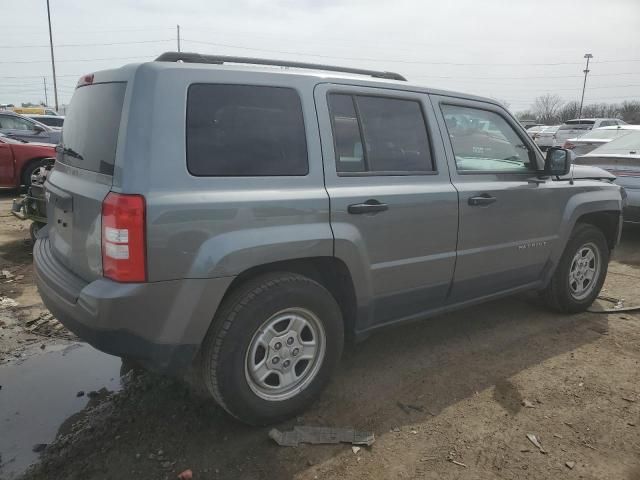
[43,77,48,106]
[578,53,593,119]
[177,24,181,52]
[46,0,59,112]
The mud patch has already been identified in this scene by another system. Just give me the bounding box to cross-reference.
[0,343,122,479]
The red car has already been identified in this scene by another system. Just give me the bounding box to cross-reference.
[0,133,55,188]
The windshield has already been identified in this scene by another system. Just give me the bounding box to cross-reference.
[590,130,640,155]
[59,82,126,175]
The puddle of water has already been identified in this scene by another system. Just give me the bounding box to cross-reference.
[0,342,123,479]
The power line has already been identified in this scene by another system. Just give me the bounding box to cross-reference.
[183,39,640,67]
[412,72,640,80]
[0,39,174,48]
[0,55,152,64]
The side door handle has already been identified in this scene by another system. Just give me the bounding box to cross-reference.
[468,194,496,206]
[348,199,389,214]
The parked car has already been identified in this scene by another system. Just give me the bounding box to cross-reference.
[526,124,548,140]
[520,119,544,130]
[0,110,61,144]
[11,159,54,241]
[554,118,626,147]
[27,114,64,129]
[34,53,624,426]
[534,125,561,151]
[11,106,59,116]
[0,133,55,188]
[563,125,640,156]
[574,130,640,224]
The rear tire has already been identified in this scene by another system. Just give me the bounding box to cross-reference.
[197,272,344,425]
[543,223,609,313]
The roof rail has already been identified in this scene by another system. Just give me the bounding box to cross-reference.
[154,52,407,81]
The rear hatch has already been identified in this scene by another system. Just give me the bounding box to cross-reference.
[46,80,127,282]
[556,120,594,144]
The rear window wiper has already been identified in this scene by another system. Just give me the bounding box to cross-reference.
[56,145,84,161]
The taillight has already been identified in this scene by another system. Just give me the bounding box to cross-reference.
[563,141,575,149]
[101,192,146,282]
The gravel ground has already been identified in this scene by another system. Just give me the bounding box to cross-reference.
[0,192,639,480]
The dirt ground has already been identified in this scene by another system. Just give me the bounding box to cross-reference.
[1,190,639,480]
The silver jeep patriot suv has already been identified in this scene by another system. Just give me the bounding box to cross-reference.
[35,52,624,425]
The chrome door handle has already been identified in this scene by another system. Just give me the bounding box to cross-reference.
[348,199,389,214]
[468,194,496,206]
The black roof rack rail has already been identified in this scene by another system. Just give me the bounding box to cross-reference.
[154,52,407,81]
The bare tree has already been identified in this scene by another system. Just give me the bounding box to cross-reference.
[515,110,535,121]
[532,94,564,124]
[558,101,580,122]
[620,101,640,124]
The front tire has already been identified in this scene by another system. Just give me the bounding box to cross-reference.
[543,223,609,313]
[21,159,48,188]
[198,273,344,425]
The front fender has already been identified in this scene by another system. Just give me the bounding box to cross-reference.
[546,186,623,280]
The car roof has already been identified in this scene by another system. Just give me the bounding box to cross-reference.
[87,53,503,107]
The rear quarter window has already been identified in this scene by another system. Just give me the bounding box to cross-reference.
[186,84,308,176]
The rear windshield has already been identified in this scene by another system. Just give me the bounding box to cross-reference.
[58,82,126,175]
[559,121,594,131]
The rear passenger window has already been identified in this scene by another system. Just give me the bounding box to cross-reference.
[328,93,433,174]
[187,84,308,176]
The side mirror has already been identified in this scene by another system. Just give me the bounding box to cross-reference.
[544,147,571,176]
[32,124,45,134]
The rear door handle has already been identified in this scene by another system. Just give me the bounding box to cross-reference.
[468,194,496,206]
[348,199,389,214]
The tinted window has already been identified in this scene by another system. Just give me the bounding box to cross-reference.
[60,82,126,175]
[32,116,64,127]
[566,120,596,125]
[327,94,365,172]
[442,104,533,172]
[187,85,308,176]
[0,115,34,131]
[356,96,432,172]
[560,120,595,130]
[328,93,433,174]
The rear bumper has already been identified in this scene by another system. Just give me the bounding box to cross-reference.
[34,235,234,373]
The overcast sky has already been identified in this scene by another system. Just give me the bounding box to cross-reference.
[1,0,639,112]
